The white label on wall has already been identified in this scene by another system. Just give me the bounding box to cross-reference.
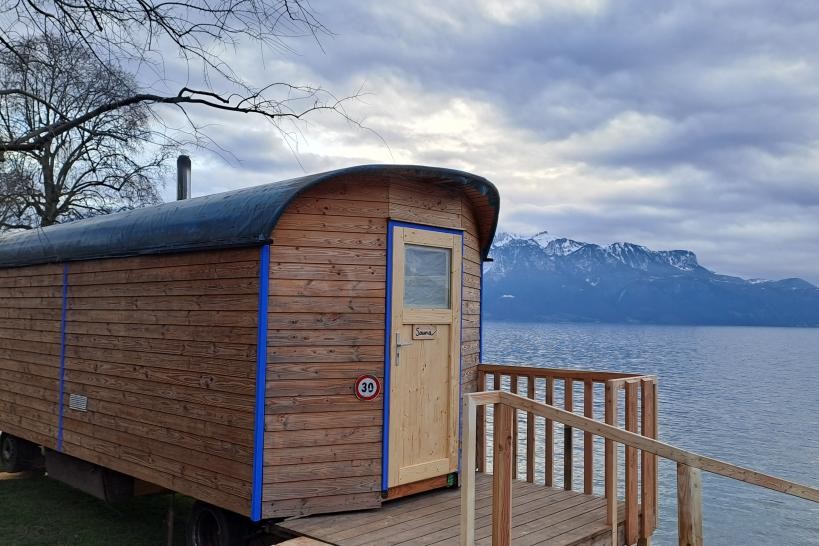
[68,393,88,412]
[413,325,438,340]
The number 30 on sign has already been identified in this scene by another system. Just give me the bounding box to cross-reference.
[355,375,380,401]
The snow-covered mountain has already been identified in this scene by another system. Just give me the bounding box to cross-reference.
[487,232,707,276]
[484,232,819,326]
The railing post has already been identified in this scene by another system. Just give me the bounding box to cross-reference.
[583,380,593,495]
[544,377,554,487]
[640,378,658,544]
[625,381,639,545]
[605,381,618,546]
[493,373,501,477]
[510,375,518,480]
[493,403,514,546]
[654,379,660,516]
[460,394,477,546]
[526,376,535,483]
[677,463,703,546]
[476,370,486,473]
[564,378,573,490]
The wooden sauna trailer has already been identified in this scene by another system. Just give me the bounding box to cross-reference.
[0,164,499,538]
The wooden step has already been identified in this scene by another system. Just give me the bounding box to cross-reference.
[277,537,334,546]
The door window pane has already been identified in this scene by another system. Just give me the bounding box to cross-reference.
[404,244,451,309]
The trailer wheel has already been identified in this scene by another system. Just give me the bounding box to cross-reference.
[0,433,41,473]
[186,502,248,546]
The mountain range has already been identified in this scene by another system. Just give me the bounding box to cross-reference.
[484,232,819,326]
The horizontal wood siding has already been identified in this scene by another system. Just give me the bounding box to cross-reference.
[262,180,387,519]
[461,197,482,395]
[0,263,63,449]
[262,175,484,518]
[63,250,258,515]
[0,250,259,516]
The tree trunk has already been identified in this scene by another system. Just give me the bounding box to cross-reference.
[40,153,59,226]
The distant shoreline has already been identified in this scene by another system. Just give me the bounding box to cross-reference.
[483,318,819,329]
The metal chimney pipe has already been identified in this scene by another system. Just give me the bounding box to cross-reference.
[176,155,191,200]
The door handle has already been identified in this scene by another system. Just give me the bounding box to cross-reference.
[395,332,413,366]
[396,332,413,348]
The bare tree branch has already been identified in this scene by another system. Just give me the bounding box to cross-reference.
[0,0,347,159]
[2,85,350,154]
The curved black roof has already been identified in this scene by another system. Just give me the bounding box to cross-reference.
[0,164,499,268]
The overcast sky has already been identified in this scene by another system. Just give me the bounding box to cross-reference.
[157,0,819,285]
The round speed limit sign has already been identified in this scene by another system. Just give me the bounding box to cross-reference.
[355,375,381,401]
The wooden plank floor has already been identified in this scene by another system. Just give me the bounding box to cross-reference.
[277,473,628,546]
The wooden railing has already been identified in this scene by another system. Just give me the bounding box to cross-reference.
[460,389,819,546]
[476,364,659,545]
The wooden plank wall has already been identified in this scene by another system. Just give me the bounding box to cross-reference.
[60,249,258,515]
[459,193,483,396]
[0,249,259,516]
[261,175,483,518]
[0,263,63,450]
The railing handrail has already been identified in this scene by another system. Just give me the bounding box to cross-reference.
[467,390,819,503]
[478,362,656,383]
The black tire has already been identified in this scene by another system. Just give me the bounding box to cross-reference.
[0,432,22,473]
[186,501,248,546]
[0,433,41,473]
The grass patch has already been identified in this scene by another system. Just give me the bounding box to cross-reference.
[0,472,192,546]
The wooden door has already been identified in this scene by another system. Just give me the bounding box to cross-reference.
[387,225,462,488]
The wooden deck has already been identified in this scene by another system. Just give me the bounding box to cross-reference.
[276,473,627,546]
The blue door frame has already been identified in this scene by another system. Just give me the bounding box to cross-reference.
[381,220,465,491]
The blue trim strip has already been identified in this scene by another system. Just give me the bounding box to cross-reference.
[382,220,465,491]
[479,265,484,364]
[56,263,69,451]
[251,244,270,521]
[381,222,396,491]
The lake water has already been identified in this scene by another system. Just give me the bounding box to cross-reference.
[482,322,819,546]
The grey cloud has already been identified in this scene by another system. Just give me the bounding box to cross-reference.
[305,0,819,172]
[149,0,819,284]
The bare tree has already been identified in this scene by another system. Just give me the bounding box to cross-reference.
[0,34,169,229]
[0,0,351,157]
